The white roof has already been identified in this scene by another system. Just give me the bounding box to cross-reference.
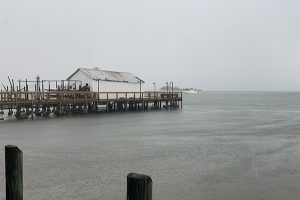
[68,68,144,83]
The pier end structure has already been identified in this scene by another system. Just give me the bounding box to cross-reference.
[0,68,182,118]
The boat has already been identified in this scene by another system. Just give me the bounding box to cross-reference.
[183,88,198,94]
[15,110,29,119]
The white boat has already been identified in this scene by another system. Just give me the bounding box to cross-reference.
[183,89,198,94]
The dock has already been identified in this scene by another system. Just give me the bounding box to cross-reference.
[0,91,183,119]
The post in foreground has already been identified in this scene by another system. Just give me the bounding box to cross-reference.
[127,173,152,200]
[5,145,23,200]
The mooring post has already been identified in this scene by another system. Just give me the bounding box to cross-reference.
[106,93,109,112]
[181,92,183,108]
[5,145,23,200]
[127,173,152,200]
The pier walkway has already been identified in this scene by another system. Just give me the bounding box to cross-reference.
[0,91,182,118]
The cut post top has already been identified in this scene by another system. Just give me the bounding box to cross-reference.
[127,173,152,181]
[5,145,22,152]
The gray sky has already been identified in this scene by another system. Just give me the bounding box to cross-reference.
[0,0,300,91]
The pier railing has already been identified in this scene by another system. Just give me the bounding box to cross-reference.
[4,145,152,200]
[0,91,182,105]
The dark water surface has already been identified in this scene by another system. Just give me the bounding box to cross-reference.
[1,92,300,200]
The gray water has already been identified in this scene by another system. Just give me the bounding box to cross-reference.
[1,92,300,200]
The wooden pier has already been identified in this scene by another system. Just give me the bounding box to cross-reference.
[0,91,182,118]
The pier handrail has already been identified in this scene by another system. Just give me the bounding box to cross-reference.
[0,91,183,114]
[0,91,182,104]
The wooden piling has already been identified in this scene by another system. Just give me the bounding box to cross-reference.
[5,145,23,200]
[106,93,109,112]
[31,105,34,119]
[181,93,183,108]
[142,93,144,110]
[127,173,152,200]
[125,93,128,110]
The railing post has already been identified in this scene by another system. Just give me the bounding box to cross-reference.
[127,173,152,200]
[106,93,109,112]
[85,92,88,113]
[181,92,183,108]
[142,93,144,110]
[5,145,23,200]
[125,93,128,110]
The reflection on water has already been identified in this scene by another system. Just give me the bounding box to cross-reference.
[1,92,300,200]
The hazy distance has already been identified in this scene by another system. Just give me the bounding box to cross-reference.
[0,0,299,91]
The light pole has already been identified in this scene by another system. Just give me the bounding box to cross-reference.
[170,81,174,107]
[153,82,156,97]
[152,82,156,92]
[166,82,169,93]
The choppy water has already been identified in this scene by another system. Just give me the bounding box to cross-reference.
[1,92,300,200]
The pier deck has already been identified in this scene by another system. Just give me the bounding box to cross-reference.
[0,91,182,118]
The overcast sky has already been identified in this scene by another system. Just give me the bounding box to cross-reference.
[0,0,300,91]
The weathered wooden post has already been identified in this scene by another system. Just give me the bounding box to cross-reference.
[127,173,152,200]
[5,145,23,200]
[181,92,183,108]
